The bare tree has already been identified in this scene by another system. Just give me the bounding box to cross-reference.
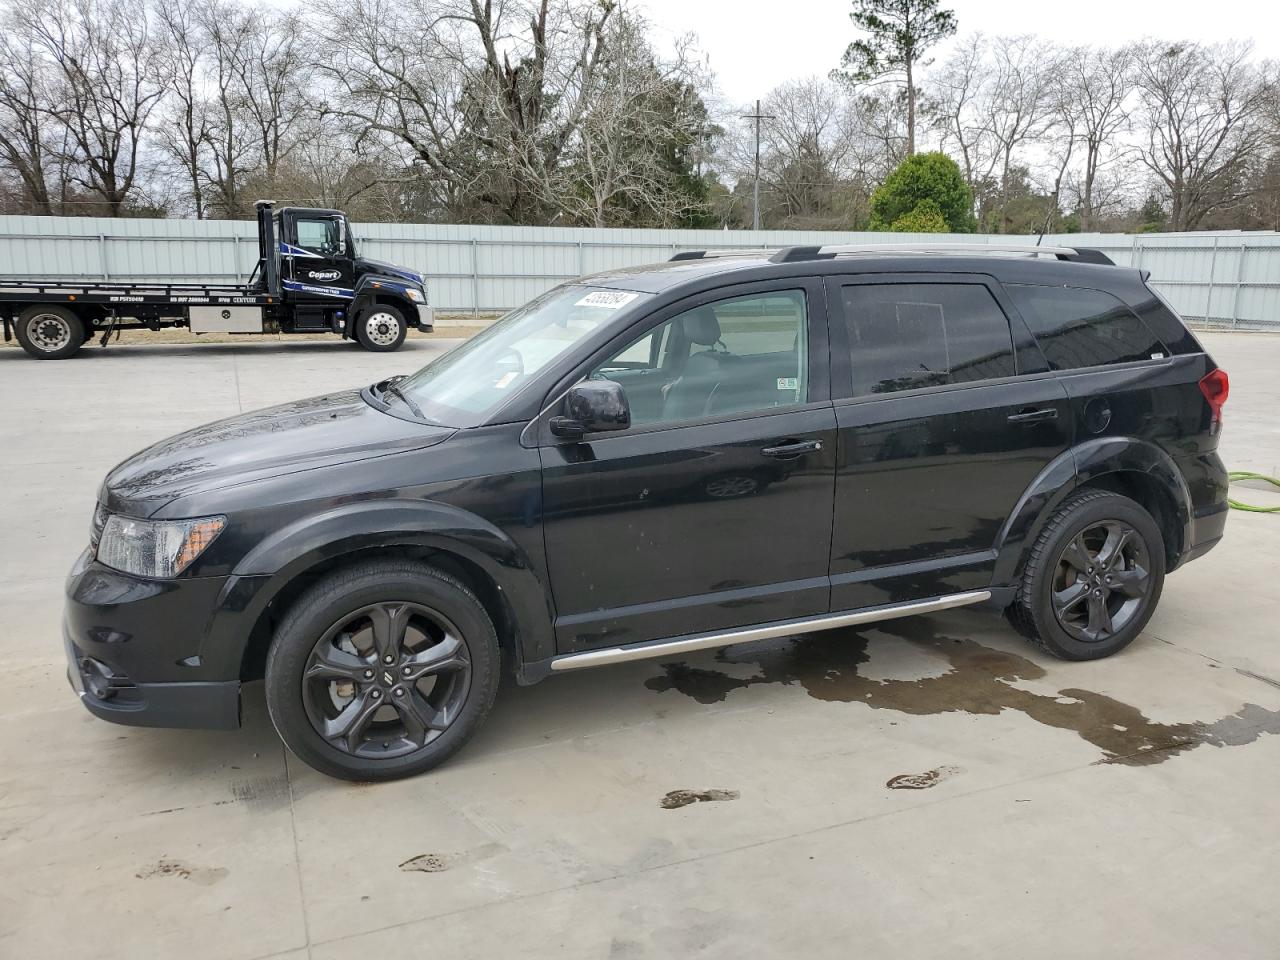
[0,20,63,213]
[546,23,710,227]
[978,35,1060,231]
[927,34,995,195]
[1131,40,1271,230]
[1061,45,1133,230]
[19,0,165,215]
[153,0,212,217]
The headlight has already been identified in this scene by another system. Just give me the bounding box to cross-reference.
[97,514,226,578]
[405,288,425,303]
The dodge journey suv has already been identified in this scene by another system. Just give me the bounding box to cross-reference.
[63,243,1230,780]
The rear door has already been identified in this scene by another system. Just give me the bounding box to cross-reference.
[539,279,837,653]
[825,274,1074,610]
[1001,283,1184,449]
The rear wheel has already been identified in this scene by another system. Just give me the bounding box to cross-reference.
[1008,489,1165,660]
[265,561,500,781]
[15,305,85,359]
[355,304,407,352]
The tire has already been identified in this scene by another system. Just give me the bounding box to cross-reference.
[265,561,500,781]
[1008,489,1165,661]
[15,305,85,359]
[355,304,408,352]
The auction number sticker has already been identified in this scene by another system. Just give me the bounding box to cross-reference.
[575,291,639,309]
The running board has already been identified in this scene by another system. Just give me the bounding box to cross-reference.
[549,590,992,672]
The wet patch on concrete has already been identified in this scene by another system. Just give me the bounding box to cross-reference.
[886,765,963,790]
[229,774,291,810]
[398,842,505,874]
[644,618,1280,766]
[399,853,450,873]
[660,788,741,809]
[135,858,228,885]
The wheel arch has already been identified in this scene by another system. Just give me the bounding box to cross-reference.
[346,278,417,339]
[993,437,1193,589]
[204,501,554,685]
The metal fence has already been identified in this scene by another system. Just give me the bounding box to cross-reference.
[1,215,1278,329]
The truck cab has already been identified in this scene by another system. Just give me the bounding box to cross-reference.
[259,202,434,350]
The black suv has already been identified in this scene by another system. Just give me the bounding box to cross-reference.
[63,243,1230,780]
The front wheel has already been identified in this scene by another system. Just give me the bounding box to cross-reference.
[16,305,85,359]
[265,561,500,781]
[355,304,408,352]
[1008,489,1165,660]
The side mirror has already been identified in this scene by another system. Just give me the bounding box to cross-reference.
[550,380,630,440]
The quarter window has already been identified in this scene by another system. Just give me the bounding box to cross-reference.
[841,283,1016,396]
[1004,284,1167,371]
[592,290,808,427]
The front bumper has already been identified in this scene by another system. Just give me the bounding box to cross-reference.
[415,305,435,331]
[63,553,243,730]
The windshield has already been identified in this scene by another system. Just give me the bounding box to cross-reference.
[392,284,652,427]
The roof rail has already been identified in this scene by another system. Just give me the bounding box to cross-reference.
[671,243,1116,266]
[668,248,783,261]
[766,242,1114,265]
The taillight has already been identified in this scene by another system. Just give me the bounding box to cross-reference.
[1198,368,1229,425]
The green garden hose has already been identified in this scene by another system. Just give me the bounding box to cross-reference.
[1228,471,1280,513]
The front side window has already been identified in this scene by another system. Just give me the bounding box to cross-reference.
[1003,283,1167,371]
[295,218,343,256]
[841,283,1016,396]
[396,285,652,427]
[591,289,808,427]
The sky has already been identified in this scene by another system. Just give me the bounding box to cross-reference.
[637,0,1280,106]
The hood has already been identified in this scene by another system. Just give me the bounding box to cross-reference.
[102,389,453,517]
[356,257,424,286]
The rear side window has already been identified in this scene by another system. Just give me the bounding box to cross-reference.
[1004,284,1167,371]
[840,283,1016,396]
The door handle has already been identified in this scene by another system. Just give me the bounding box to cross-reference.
[1007,407,1059,424]
[761,438,823,459]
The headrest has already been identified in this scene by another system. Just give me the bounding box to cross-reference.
[681,307,721,346]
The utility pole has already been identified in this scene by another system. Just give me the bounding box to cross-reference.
[741,99,775,231]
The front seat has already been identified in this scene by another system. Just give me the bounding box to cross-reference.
[662,307,733,420]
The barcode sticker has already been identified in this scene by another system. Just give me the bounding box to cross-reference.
[575,291,639,309]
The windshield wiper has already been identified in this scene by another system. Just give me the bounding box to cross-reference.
[381,378,431,421]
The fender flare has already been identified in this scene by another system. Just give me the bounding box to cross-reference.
[201,499,556,677]
[347,276,419,339]
[992,436,1193,586]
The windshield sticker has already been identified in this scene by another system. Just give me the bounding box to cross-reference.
[777,377,798,391]
[575,291,639,309]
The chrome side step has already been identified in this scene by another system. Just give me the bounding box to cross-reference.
[549,589,992,672]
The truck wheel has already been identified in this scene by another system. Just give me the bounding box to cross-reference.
[15,305,85,359]
[264,560,500,781]
[1008,489,1165,661]
[356,305,407,352]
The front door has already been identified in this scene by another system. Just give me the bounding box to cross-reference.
[825,275,1074,610]
[540,281,837,653]
[281,212,354,303]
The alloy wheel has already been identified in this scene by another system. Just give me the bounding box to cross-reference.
[301,601,471,759]
[1051,520,1152,643]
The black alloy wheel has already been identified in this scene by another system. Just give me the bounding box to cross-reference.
[1007,489,1165,660]
[302,601,471,759]
[265,561,500,781]
[1050,520,1152,643]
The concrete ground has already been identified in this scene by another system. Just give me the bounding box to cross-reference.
[1,332,1277,959]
